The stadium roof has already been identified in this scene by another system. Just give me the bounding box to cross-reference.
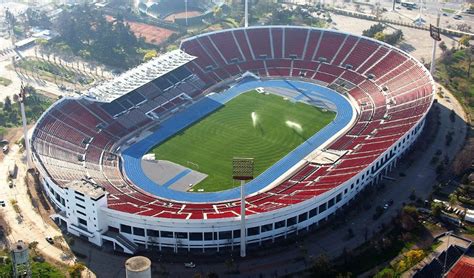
[86,49,197,103]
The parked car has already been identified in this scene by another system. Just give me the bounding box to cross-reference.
[0,201,5,207]
[453,14,462,20]
[8,180,13,188]
[45,237,54,244]
[184,262,196,268]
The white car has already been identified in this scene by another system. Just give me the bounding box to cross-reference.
[184,262,196,268]
[0,201,5,207]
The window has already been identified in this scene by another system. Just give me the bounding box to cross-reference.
[286,217,297,227]
[75,191,85,197]
[233,230,240,238]
[328,198,335,208]
[298,212,308,223]
[75,196,85,202]
[275,220,285,229]
[146,229,159,237]
[336,193,342,203]
[219,231,232,240]
[204,232,213,241]
[133,227,145,237]
[319,203,327,213]
[176,232,187,239]
[78,218,87,226]
[248,227,259,236]
[261,224,273,233]
[160,231,173,238]
[189,233,203,241]
[77,210,86,217]
[309,208,318,218]
[120,224,131,234]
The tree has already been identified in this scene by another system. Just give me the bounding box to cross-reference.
[431,202,443,218]
[467,46,473,78]
[143,49,157,62]
[362,23,385,38]
[3,97,12,112]
[308,254,336,278]
[459,35,470,48]
[26,8,52,29]
[374,32,386,42]
[439,41,447,52]
[68,263,85,278]
[28,241,39,254]
[384,30,403,46]
[213,6,223,19]
[374,268,395,278]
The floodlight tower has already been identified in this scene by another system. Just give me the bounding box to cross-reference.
[233,157,254,258]
[429,12,441,75]
[244,0,249,27]
[19,85,32,169]
[185,0,188,26]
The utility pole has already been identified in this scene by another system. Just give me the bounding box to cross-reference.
[429,12,441,75]
[443,231,451,275]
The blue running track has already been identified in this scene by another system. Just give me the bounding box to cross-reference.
[121,79,353,202]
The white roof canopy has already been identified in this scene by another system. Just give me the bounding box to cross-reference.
[87,49,196,103]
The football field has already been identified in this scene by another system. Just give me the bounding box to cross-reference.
[150,91,335,192]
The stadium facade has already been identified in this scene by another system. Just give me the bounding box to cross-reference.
[31,26,434,254]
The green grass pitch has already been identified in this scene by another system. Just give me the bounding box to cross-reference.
[150,91,335,192]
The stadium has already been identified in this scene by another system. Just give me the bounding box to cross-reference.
[30,26,434,254]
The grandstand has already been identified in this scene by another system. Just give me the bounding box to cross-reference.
[31,26,434,254]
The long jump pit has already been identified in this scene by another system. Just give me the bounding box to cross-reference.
[141,155,207,192]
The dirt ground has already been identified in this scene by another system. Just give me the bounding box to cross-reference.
[0,127,25,161]
[106,15,176,45]
[164,10,203,22]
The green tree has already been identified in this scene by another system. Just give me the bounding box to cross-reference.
[143,49,157,62]
[363,23,385,38]
[459,35,470,48]
[3,97,12,112]
[439,41,447,52]
[26,8,52,29]
[308,254,336,278]
[431,202,443,218]
[374,268,395,278]
[68,263,85,278]
[374,32,386,42]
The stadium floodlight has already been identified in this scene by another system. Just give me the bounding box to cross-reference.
[233,157,254,258]
[244,0,249,28]
[19,85,32,169]
[430,12,441,75]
